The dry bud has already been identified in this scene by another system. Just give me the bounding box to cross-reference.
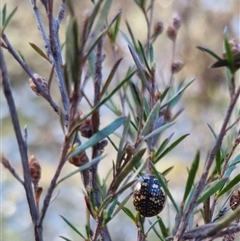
[230,190,240,211]
[68,152,89,167]
[35,186,43,204]
[223,39,240,58]
[1,155,11,169]
[173,15,181,30]
[154,90,162,101]
[125,144,135,156]
[154,21,164,36]
[166,25,177,41]
[171,61,184,73]
[29,73,48,96]
[79,117,92,138]
[29,156,41,186]
[68,144,89,167]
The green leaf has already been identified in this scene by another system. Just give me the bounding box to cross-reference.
[143,122,175,143]
[155,133,174,158]
[116,115,131,166]
[138,40,151,73]
[56,155,106,186]
[60,215,86,239]
[59,236,72,241]
[69,70,134,136]
[150,222,165,241]
[197,178,228,204]
[149,44,154,64]
[150,162,179,213]
[1,6,17,34]
[215,149,222,176]
[2,4,7,26]
[68,117,126,158]
[111,194,133,220]
[98,194,113,215]
[108,10,121,44]
[182,151,200,204]
[160,86,170,103]
[65,17,80,85]
[111,148,146,192]
[155,134,189,163]
[161,79,195,109]
[141,101,161,136]
[18,50,26,63]
[218,173,240,198]
[121,206,136,222]
[29,42,51,63]
[85,0,113,53]
[197,46,222,61]
[99,58,123,99]
[125,20,138,51]
[223,33,235,74]
[86,0,103,36]
[157,216,169,237]
[128,45,150,91]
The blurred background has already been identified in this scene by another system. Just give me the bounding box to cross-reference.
[1,0,240,240]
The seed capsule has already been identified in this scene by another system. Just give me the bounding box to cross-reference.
[133,174,166,217]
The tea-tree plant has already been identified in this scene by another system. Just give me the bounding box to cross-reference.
[1,1,240,241]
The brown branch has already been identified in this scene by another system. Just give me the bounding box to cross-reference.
[38,137,71,227]
[1,156,24,185]
[175,85,240,239]
[29,0,70,115]
[0,45,42,241]
[2,34,63,119]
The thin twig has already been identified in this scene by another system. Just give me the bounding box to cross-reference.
[175,85,240,239]
[29,0,70,115]
[91,37,111,241]
[56,1,66,28]
[0,45,42,241]
[1,156,24,185]
[2,34,62,118]
[38,138,71,226]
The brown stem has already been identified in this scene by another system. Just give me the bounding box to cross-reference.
[175,85,240,239]
[1,45,42,240]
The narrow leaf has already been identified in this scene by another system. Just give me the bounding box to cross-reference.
[155,134,189,162]
[68,117,126,158]
[99,58,122,99]
[150,162,179,213]
[197,178,228,204]
[1,6,17,34]
[138,40,151,73]
[116,115,131,166]
[182,151,200,204]
[128,45,150,91]
[111,148,146,191]
[2,4,7,25]
[155,133,174,158]
[197,46,222,61]
[29,42,51,63]
[141,101,161,136]
[59,236,72,241]
[157,216,169,237]
[69,71,134,136]
[56,155,106,186]
[161,79,195,109]
[111,193,133,219]
[223,34,235,73]
[218,173,240,198]
[60,215,86,239]
[143,122,175,143]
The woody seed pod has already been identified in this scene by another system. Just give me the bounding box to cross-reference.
[29,73,48,96]
[29,156,41,186]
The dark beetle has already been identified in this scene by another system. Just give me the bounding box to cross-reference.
[133,174,166,217]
